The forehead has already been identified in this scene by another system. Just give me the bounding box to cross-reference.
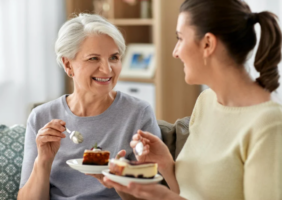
[79,34,118,51]
[177,12,190,31]
[176,12,198,38]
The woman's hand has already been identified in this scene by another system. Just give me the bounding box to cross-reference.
[36,119,66,165]
[103,177,185,200]
[131,130,174,171]
[86,150,127,188]
[88,174,113,188]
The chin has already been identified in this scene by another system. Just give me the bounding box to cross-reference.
[91,87,112,95]
[185,75,201,85]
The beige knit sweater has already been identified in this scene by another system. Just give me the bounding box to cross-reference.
[176,89,282,200]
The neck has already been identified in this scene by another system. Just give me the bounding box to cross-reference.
[207,63,270,107]
[66,90,116,117]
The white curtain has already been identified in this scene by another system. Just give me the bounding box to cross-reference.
[0,0,66,126]
[245,0,282,103]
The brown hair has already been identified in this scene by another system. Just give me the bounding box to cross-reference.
[180,0,282,92]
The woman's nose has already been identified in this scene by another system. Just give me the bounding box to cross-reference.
[99,61,112,74]
[172,44,179,58]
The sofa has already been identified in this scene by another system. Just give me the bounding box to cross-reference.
[0,117,190,200]
[0,124,26,200]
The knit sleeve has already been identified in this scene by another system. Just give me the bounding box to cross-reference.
[19,109,39,188]
[244,122,282,200]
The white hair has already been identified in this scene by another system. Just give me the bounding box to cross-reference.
[55,14,126,68]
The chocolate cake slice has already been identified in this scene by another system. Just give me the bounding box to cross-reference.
[82,144,110,165]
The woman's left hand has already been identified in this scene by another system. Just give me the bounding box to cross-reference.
[103,177,184,200]
[87,174,112,188]
[86,150,127,188]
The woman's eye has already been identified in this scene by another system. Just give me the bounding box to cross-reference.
[176,36,182,41]
[89,57,99,61]
[110,56,119,61]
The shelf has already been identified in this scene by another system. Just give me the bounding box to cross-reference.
[108,18,154,26]
[118,77,155,84]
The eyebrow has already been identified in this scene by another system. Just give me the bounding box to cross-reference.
[87,53,100,57]
[111,52,120,56]
[87,52,120,57]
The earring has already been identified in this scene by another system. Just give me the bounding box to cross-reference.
[69,73,73,77]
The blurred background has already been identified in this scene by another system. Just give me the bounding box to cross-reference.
[0,0,282,127]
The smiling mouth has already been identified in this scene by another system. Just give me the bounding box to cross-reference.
[92,77,112,82]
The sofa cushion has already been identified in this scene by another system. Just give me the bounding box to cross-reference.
[158,120,176,159]
[158,116,190,160]
[0,125,25,200]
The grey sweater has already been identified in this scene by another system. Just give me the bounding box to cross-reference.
[20,91,161,200]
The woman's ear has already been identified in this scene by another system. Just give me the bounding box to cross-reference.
[62,57,73,76]
[202,33,217,58]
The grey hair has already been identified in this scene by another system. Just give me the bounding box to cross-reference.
[55,14,126,68]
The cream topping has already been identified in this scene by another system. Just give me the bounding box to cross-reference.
[84,149,110,153]
[111,158,157,169]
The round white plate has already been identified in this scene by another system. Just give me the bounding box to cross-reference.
[66,158,109,174]
[102,169,163,186]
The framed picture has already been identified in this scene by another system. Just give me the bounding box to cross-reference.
[120,44,156,79]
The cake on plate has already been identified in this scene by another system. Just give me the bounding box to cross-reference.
[82,144,110,165]
[109,157,158,179]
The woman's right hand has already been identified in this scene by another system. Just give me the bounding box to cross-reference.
[36,119,66,165]
[130,130,174,172]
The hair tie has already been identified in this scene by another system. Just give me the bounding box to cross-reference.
[246,13,259,25]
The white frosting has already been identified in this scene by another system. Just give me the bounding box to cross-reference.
[84,149,110,153]
[92,148,102,152]
[72,137,79,144]
[112,158,157,168]
[119,157,129,163]
[70,131,83,144]
[135,141,144,155]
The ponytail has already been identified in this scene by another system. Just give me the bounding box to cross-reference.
[255,12,282,92]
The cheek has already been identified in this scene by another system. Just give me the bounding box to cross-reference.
[180,43,204,84]
[74,62,91,74]
[181,42,203,70]
[113,63,122,76]
[180,42,197,62]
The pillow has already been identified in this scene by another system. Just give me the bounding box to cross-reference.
[174,117,190,158]
[158,116,190,160]
[158,120,176,159]
[0,125,25,200]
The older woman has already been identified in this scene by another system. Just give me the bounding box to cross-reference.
[18,14,161,200]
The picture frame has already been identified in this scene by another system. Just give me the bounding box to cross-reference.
[120,44,156,79]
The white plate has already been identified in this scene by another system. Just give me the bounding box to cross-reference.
[66,158,109,174]
[102,169,163,186]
